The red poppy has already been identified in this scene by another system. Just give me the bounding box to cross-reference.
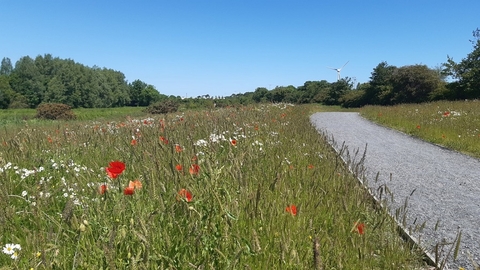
[177,188,192,202]
[230,139,237,146]
[160,136,169,144]
[416,125,421,130]
[106,161,126,179]
[99,184,108,195]
[285,205,297,216]
[129,180,142,189]
[175,164,183,171]
[307,164,314,169]
[124,186,135,195]
[189,164,200,175]
[356,223,365,235]
[443,111,450,117]
[175,144,183,153]
[131,139,137,146]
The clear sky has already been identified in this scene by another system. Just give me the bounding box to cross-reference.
[1,1,478,98]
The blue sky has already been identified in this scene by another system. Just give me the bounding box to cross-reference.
[1,1,478,98]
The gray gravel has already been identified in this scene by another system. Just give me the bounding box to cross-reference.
[310,112,480,269]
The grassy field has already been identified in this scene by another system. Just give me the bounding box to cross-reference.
[0,107,147,126]
[0,104,427,269]
[360,100,480,159]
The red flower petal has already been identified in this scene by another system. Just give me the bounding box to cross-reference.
[175,144,183,153]
[124,186,135,195]
[99,184,108,195]
[177,188,192,202]
[286,204,297,216]
[129,180,142,189]
[356,223,365,235]
[106,161,125,179]
[189,164,200,175]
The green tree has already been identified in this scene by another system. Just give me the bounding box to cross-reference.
[44,76,66,104]
[252,87,268,103]
[0,57,13,75]
[10,56,45,108]
[364,62,397,105]
[339,82,369,108]
[301,80,331,103]
[390,65,446,104]
[129,79,147,106]
[322,78,353,105]
[0,75,15,108]
[138,85,161,106]
[270,85,296,103]
[443,28,480,99]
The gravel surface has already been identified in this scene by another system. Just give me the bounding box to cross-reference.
[310,112,480,269]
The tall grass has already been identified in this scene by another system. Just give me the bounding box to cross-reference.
[0,104,425,269]
[360,100,480,158]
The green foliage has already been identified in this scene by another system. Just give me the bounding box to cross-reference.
[35,103,77,120]
[3,54,133,109]
[340,89,366,108]
[363,62,397,105]
[390,65,447,104]
[252,87,268,102]
[8,93,30,109]
[361,62,447,106]
[144,100,179,114]
[0,57,13,75]
[297,80,331,103]
[128,79,163,106]
[0,75,15,109]
[317,78,353,105]
[443,28,480,99]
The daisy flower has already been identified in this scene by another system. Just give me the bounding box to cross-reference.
[2,244,15,255]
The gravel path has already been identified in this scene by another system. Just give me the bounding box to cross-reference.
[310,112,480,269]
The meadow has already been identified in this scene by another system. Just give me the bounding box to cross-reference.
[0,104,427,269]
[360,100,480,159]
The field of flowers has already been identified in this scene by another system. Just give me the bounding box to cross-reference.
[0,104,425,269]
[360,100,480,159]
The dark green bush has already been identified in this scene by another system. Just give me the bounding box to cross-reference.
[144,100,179,114]
[340,90,367,108]
[36,103,76,120]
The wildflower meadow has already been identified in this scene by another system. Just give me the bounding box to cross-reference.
[360,100,480,159]
[0,104,426,269]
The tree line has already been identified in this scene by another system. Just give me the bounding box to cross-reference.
[0,54,168,109]
[226,28,480,108]
[1,29,478,110]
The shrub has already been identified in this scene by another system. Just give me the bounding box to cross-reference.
[340,90,367,108]
[35,103,76,120]
[144,100,179,114]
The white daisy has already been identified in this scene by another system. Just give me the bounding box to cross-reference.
[2,244,15,255]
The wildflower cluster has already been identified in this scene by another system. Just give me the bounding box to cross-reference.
[2,244,21,260]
